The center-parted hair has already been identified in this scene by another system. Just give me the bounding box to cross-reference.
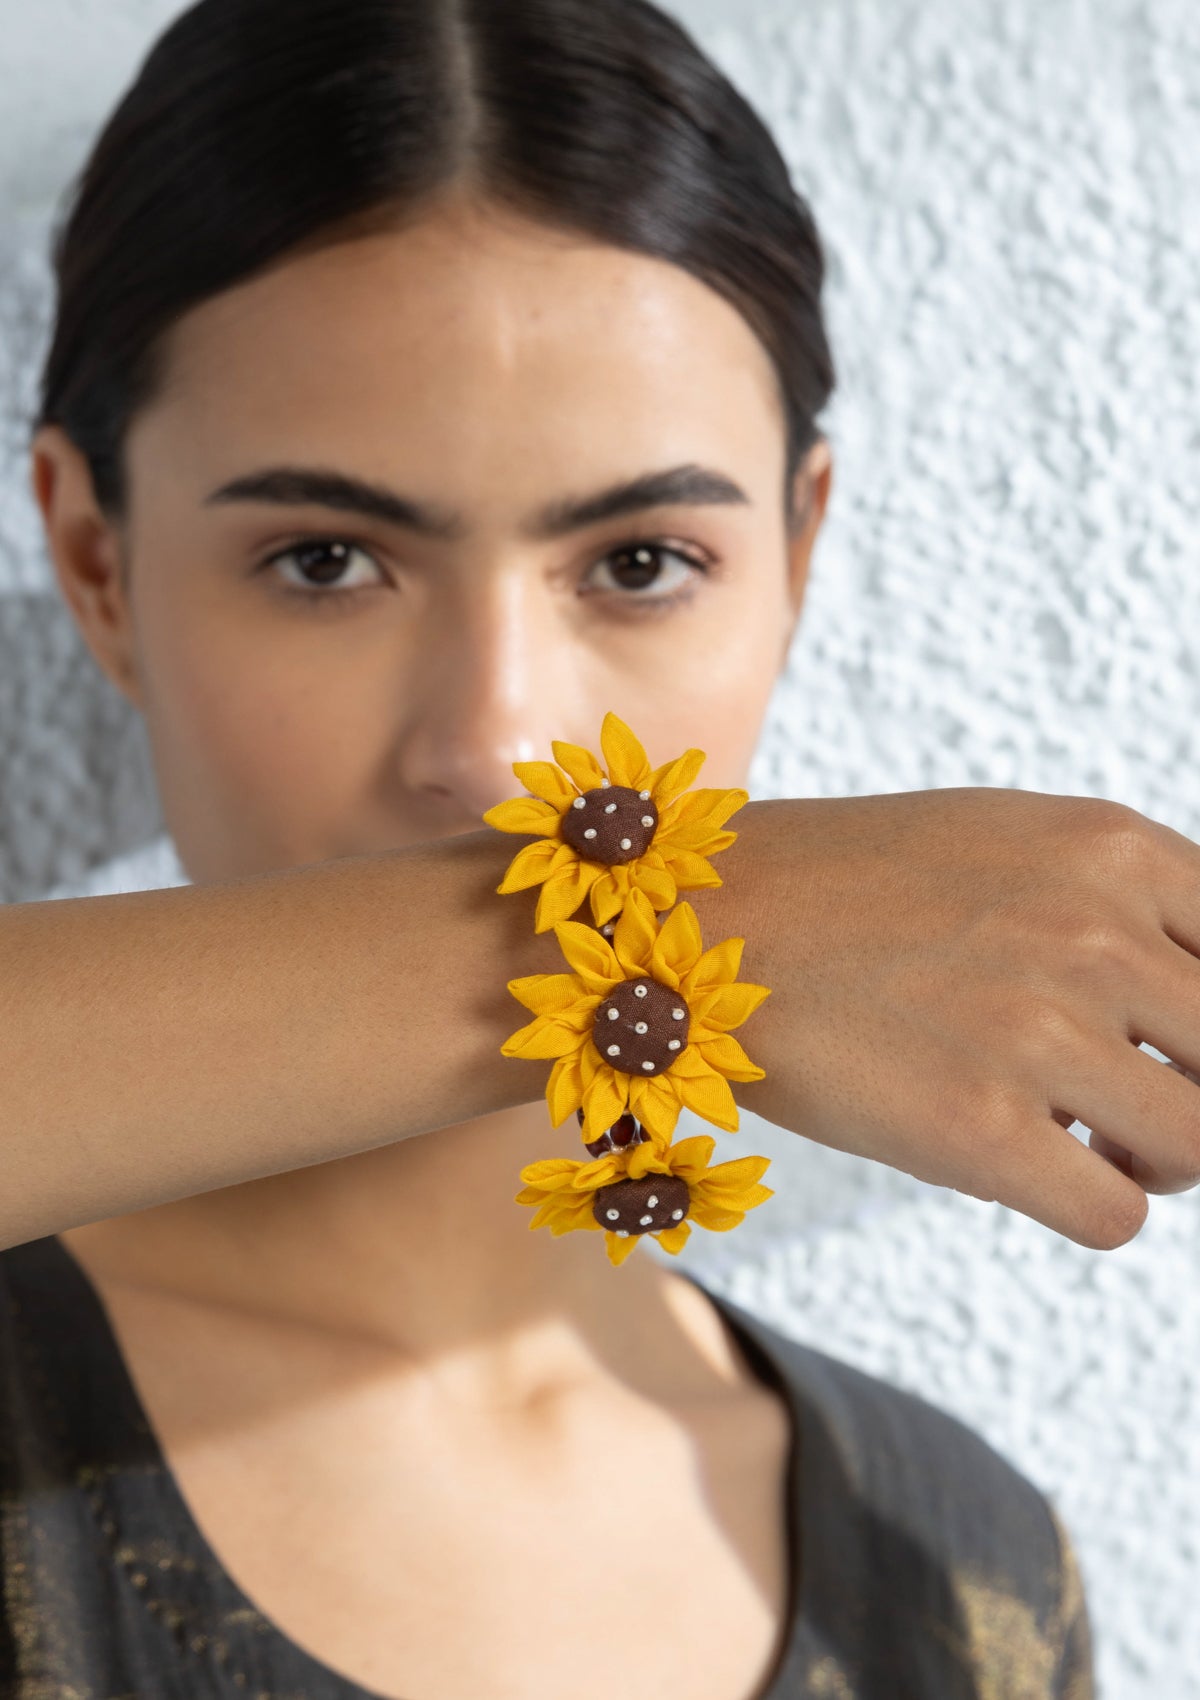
[32,0,836,527]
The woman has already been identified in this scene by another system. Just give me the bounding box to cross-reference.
[10,0,1196,1692]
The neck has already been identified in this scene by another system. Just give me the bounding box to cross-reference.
[60,1101,734,1407]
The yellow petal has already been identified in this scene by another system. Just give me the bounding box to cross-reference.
[496,838,573,894]
[651,900,703,982]
[663,786,750,835]
[500,1016,589,1061]
[580,1065,631,1146]
[691,1159,774,1217]
[588,867,627,929]
[675,1064,740,1131]
[580,1040,604,1090]
[654,1222,692,1255]
[599,711,653,790]
[695,1031,766,1083]
[658,805,747,858]
[649,747,706,805]
[624,1142,673,1181]
[631,862,678,912]
[554,921,622,991]
[510,760,579,809]
[688,981,772,1035]
[518,1156,586,1190]
[534,859,604,932]
[506,972,595,1018]
[604,1230,642,1267]
[627,1071,683,1144]
[611,887,659,979]
[687,1200,747,1233]
[570,1151,626,1189]
[682,936,745,995]
[546,1052,587,1128]
[553,1209,603,1236]
[661,1132,717,1180]
[482,797,563,838]
[695,1153,773,1195]
[547,1193,605,1235]
[658,850,725,890]
[550,739,607,793]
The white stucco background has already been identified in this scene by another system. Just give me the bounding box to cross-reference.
[2,0,1198,1693]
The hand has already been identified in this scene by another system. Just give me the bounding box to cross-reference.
[696,789,1200,1250]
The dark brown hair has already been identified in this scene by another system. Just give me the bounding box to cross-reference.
[32,0,836,527]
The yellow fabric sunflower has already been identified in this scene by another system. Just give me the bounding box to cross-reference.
[516,1132,774,1267]
[500,885,770,1149]
[482,710,749,932]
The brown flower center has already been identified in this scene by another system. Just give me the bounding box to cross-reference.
[592,1173,691,1236]
[560,782,659,865]
[592,978,690,1077]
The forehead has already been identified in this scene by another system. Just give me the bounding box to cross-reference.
[130,203,787,497]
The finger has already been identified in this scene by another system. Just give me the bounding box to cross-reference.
[1087,1057,1200,1192]
[974,1110,1148,1250]
[1126,930,1200,1080]
[1050,1037,1200,1196]
[1088,1128,1136,1181]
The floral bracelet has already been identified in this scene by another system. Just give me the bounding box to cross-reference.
[482,712,774,1267]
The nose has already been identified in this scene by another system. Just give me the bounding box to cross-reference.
[394,571,584,827]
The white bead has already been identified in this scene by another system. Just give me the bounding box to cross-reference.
[604,802,617,814]
[619,838,631,850]
[639,790,651,799]
[641,1061,655,1071]
[572,797,586,809]
[639,1214,653,1226]
[616,1229,629,1237]
[634,984,648,997]
[634,1021,648,1034]
[606,1208,620,1221]
[606,1044,620,1057]
[607,1007,619,1020]
[600,778,611,787]
[668,1039,681,1050]
[602,924,614,936]
[672,1008,685,1019]
[647,1194,658,1208]
[672,1208,684,1220]
[584,828,597,839]
[641,816,654,827]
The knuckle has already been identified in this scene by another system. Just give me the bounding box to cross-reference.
[1014,996,1084,1063]
[978,983,1083,1068]
[954,1074,1029,1144]
[1063,913,1138,978]
[1072,798,1152,881]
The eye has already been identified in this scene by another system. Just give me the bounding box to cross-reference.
[585,541,709,610]
[259,538,388,603]
[257,534,709,613]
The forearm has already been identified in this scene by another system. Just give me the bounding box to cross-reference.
[0,828,565,1249]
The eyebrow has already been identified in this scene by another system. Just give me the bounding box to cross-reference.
[202,462,751,542]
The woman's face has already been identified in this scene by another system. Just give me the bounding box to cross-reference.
[33,196,831,882]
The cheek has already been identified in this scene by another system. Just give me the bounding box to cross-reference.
[135,595,377,814]
[611,594,785,790]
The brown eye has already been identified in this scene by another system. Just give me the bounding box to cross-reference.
[587,542,707,605]
[264,539,387,599]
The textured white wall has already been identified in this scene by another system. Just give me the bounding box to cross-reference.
[2,1,1198,1693]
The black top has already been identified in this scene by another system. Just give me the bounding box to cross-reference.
[0,1234,1094,1699]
